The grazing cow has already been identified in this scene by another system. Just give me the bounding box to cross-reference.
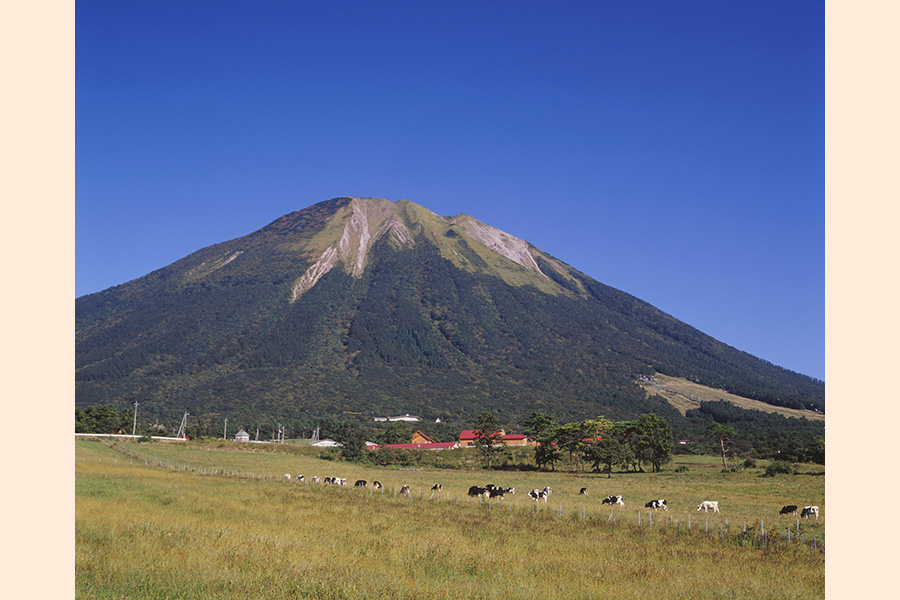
[354,479,367,488]
[468,485,488,499]
[310,476,320,483]
[429,484,442,499]
[579,487,588,496]
[296,475,306,483]
[780,505,799,516]
[323,477,333,484]
[603,495,625,507]
[335,478,347,486]
[283,473,291,481]
[697,501,719,513]
[504,487,516,495]
[801,506,819,519]
[487,487,507,500]
[645,499,667,511]
[399,484,411,497]
[528,487,551,502]
[372,481,383,490]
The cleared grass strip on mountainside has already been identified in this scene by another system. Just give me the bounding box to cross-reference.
[639,374,826,421]
[77,440,824,600]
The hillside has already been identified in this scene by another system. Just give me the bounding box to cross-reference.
[76,197,824,427]
[638,374,825,421]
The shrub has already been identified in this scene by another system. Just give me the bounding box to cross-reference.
[743,458,757,469]
[764,460,794,477]
[674,466,689,473]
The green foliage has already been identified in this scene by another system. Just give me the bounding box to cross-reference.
[764,460,796,477]
[473,411,506,468]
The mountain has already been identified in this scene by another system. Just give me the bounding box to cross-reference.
[76,197,824,426]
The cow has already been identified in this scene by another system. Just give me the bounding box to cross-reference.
[801,506,819,519]
[283,473,291,481]
[354,479,367,488]
[528,487,551,502]
[372,481,383,490]
[645,499,667,511]
[504,487,516,495]
[487,487,508,500]
[579,487,588,495]
[335,478,347,486]
[429,484,442,499]
[310,476,320,483]
[296,475,306,483]
[468,485,488,499]
[697,501,719,513]
[399,484,411,497]
[603,495,624,507]
[323,477,333,484]
[780,505,799,516]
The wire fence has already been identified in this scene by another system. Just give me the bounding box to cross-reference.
[86,439,823,559]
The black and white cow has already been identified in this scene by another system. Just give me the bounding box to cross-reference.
[780,505,799,516]
[335,478,347,486]
[429,484,442,499]
[697,501,719,513]
[645,499,667,511]
[283,473,291,482]
[801,506,819,519]
[487,487,508,500]
[296,475,306,483]
[504,487,516,495]
[399,484,411,497]
[579,487,588,495]
[372,481,382,490]
[310,476,320,483]
[354,479,367,488]
[528,487,552,502]
[603,495,625,507]
[468,485,488,499]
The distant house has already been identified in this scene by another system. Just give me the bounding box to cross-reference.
[389,414,420,422]
[234,429,250,443]
[458,429,534,447]
[410,431,435,444]
[312,439,341,447]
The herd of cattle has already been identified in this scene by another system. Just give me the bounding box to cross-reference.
[281,473,820,518]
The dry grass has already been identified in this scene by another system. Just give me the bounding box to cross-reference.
[638,374,826,421]
[76,440,824,599]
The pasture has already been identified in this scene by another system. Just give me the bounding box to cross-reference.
[76,440,824,599]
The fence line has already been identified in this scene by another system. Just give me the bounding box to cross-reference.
[92,440,824,558]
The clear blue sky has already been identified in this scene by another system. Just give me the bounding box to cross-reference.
[76,1,824,380]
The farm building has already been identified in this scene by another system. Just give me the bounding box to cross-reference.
[234,429,250,443]
[410,431,435,444]
[458,430,533,447]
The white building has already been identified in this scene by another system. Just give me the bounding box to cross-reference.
[234,429,250,443]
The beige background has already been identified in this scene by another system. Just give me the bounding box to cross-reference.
[5,0,893,596]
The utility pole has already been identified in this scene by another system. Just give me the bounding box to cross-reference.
[132,401,139,436]
[224,417,228,440]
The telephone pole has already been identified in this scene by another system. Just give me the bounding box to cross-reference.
[224,417,228,440]
[132,401,139,436]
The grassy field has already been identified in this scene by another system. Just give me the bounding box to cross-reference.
[76,439,824,599]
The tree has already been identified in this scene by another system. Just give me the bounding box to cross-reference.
[524,411,562,471]
[584,437,631,478]
[473,411,506,468]
[707,423,735,469]
[380,421,412,445]
[633,413,674,473]
[335,425,370,461]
